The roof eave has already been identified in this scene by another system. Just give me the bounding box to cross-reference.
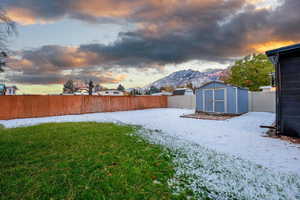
[266,43,300,57]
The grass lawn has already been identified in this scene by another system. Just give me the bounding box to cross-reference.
[0,122,188,200]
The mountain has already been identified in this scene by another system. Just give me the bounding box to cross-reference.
[148,69,225,89]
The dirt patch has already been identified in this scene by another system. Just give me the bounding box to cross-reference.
[180,112,239,121]
[266,135,300,144]
[263,122,300,144]
[279,136,300,144]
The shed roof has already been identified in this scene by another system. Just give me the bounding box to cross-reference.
[196,81,248,90]
[266,43,300,57]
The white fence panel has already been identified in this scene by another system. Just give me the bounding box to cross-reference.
[248,91,275,113]
[167,92,276,113]
[168,95,196,109]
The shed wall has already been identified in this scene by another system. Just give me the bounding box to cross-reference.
[238,89,249,113]
[195,89,203,111]
[226,87,237,114]
[196,82,249,114]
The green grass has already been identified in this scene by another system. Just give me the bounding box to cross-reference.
[0,122,185,200]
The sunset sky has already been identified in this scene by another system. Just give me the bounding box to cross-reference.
[1,0,299,94]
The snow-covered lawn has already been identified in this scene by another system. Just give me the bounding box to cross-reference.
[1,108,299,175]
[1,108,300,199]
[139,129,300,199]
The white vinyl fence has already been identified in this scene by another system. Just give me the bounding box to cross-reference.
[168,91,275,113]
[248,91,275,113]
[168,95,196,109]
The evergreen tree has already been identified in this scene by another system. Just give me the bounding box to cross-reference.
[63,80,75,94]
[117,84,125,91]
[88,80,94,95]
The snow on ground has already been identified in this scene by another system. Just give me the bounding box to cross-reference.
[138,129,300,200]
[1,108,300,199]
[1,108,299,175]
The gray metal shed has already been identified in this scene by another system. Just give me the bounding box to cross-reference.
[195,81,248,114]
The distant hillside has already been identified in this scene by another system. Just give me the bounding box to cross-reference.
[148,69,225,89]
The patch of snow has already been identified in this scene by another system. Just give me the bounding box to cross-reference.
[1,108,299,176]
[138,129,300,200]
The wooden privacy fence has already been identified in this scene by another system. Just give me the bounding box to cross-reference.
[0,95,168,120]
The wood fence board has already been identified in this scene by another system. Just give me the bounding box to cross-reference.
[0,95,167,120]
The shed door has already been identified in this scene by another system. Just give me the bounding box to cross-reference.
[204,90,213,112]
[214,89,225,113]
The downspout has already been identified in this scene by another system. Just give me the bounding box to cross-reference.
[270,54,281,135]
[275,54,281,135]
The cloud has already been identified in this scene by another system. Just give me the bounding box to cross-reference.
[3,0,300,84]
[3,0,264,25]
[3,0,145,25]
[6,45,128,84]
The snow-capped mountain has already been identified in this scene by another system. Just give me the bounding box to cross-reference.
[148,69,225,88]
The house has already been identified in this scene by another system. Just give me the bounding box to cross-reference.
[0,84,5,95]
[172,88,194,96]
[151,91,173,96]
[98,90,124,96]
[195,81,248,114]
[0,84,18,95]
[72,87,88,95]
[266,43,300,137]
[125,88,145,95]
[5,86,18,95]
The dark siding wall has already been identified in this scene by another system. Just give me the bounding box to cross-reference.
[279,56,300,137]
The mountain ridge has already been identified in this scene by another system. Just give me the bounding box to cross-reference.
[147,68,225,89]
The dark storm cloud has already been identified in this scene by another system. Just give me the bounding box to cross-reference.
[6,72,123,84]
[6,45,127,84]
[269,0,300,40]
[3,0,300,84]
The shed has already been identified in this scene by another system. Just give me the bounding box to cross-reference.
[266,43,300,137]
[195,81,248,114]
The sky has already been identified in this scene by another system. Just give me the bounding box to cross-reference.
[0,0,299,94]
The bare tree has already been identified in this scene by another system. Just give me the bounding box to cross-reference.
[0,7,16,72]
